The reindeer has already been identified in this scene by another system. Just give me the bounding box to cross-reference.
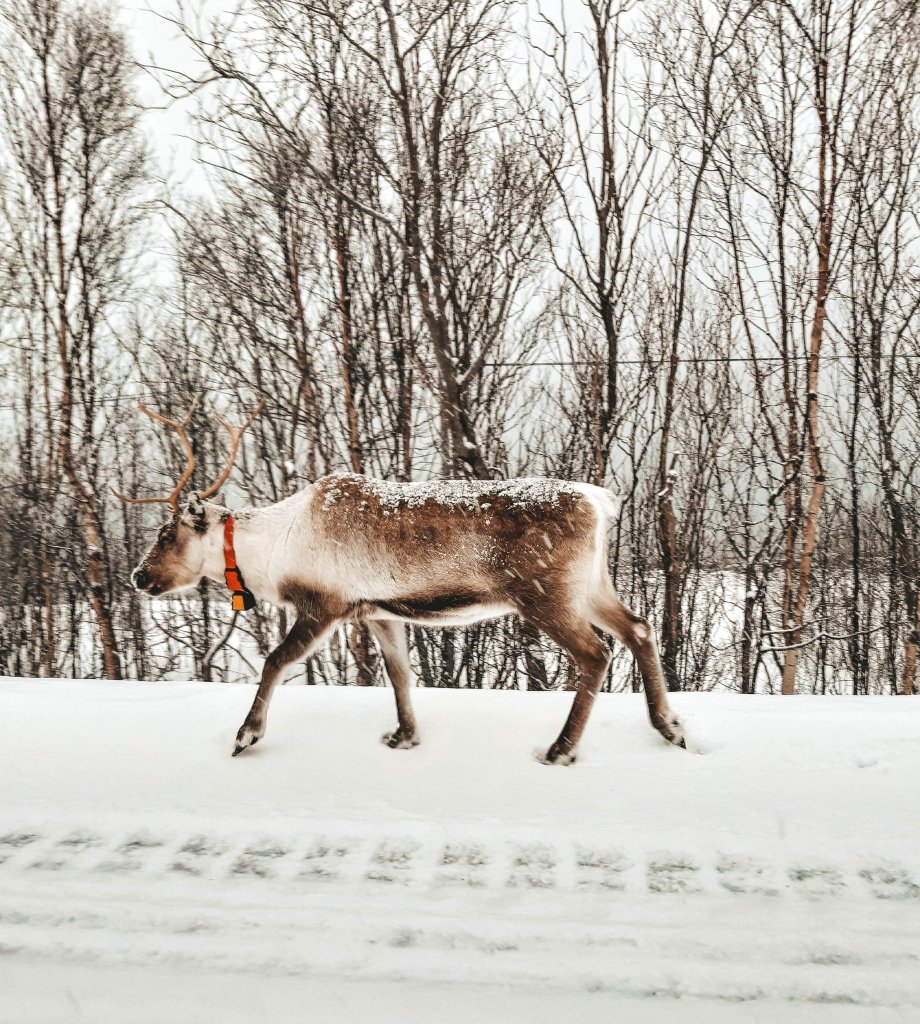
[117,401,686,764]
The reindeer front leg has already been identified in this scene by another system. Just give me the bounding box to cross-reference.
[367,619,420,749]
[232,613,339,756]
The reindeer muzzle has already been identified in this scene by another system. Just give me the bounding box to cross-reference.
[131,567,163,595]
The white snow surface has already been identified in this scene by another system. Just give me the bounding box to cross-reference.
[2,679,919,1022]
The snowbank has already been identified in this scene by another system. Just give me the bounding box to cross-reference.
[1,679,919,1021]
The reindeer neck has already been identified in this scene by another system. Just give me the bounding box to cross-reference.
[215,502,291,603]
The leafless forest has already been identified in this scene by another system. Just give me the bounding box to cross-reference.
[0,0,918,695]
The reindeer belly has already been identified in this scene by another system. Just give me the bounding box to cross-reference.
[364,591,514,627]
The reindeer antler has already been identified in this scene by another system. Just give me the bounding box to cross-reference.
[112,398,200,513]
[198,398,265,501]
[112,397,263,512]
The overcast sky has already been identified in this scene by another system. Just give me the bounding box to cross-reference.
[118,2,206,193]
[114,0,581,196]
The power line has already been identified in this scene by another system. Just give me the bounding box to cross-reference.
[485,353,920,367]
[0,351,918,412]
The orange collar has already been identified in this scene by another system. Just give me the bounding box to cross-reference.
[223,516,256,611]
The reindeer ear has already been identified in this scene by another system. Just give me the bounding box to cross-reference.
[182,493,208,533]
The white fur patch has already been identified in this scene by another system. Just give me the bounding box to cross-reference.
[568,483,621,588]
[366,603,515,628]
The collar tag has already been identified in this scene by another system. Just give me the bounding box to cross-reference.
[231,590,257,612]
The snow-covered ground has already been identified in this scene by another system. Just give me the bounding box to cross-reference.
[2,678,919,1022]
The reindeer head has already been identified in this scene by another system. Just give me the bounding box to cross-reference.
[130,494,224,595]
[115,397,263,597]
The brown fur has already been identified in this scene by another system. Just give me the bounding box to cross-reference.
[311,474,598,606]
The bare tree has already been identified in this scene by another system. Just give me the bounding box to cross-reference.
[2,0,918,695]
[844,9,920,694]
[0,0,148,679]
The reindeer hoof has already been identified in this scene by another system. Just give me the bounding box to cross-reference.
[654,714,686,749]
[232,723,263,757]
[382,730,420,750]
[536,745,577,766]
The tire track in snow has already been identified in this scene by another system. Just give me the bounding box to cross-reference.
[1,825,919,899]
[2,825,919,1011]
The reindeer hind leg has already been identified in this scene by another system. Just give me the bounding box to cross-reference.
[523,600,612,765]
[589,591,685,748]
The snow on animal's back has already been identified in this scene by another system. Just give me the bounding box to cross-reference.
[308,473,618,587]
[314,472,618,514]
[313,473,615,533]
